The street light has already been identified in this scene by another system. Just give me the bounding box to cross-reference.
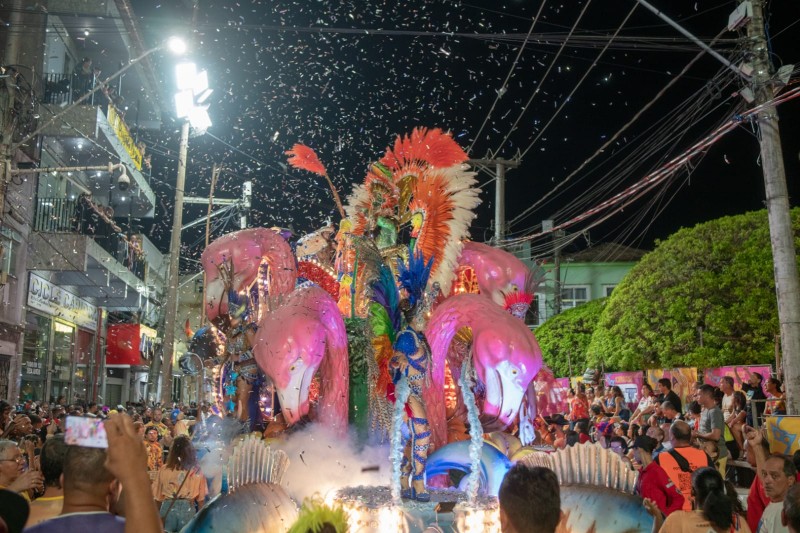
[157,62,212,405]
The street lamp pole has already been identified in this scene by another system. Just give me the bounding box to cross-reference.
[157,119,190,405]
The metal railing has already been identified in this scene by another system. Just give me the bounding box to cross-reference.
[42,72,100,106]
[34,196,146,281]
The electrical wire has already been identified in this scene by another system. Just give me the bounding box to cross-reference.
[467,1,546,155]
[518,3,638,161]
[500,84,800,246]
[492,0,594,156]
[508,26,734,230]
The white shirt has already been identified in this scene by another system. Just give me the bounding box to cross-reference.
[759,501,789,533]
[722,392,735,422]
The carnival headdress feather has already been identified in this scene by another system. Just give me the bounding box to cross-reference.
[227,288,250,321]
[397,248,434,308]
[285,143,327,176]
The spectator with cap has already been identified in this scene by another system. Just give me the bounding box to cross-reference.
[498,464,562,533]
[633,435,684,518]
[25,434,67,527]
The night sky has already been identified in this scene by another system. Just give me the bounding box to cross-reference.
[128,0,800,269]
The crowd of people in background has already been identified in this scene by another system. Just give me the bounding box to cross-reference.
[0,370,795,533]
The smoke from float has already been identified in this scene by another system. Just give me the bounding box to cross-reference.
[180,128,654,533]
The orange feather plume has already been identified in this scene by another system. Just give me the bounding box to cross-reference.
[285,144,327,176]
[184,319,194,339]
[380,127,468,170]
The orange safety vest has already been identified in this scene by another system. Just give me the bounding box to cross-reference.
[656,447,712,511]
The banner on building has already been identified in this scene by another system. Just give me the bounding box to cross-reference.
[702,365,771,395]
[27,273,98,331]
[107,105,143,170]
[604,371,644,410]
[765,416,800,456]
[647,368,698,410]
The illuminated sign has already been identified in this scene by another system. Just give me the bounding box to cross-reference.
[107,105,143,170]
[27,273,98,331]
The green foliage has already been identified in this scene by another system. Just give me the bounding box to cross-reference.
[586,209,800,371]
[535,298,607,377]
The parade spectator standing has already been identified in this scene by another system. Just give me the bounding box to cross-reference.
[152,435,207,532]
[656,421,713,510]
[743,425,796,533]
[567,387,590,430]
[144,428,163,472]
[633,436,684,518]
[657,379,683,415]
[144,408,171,443]
[730,391,749,456]
[25,414,162,533]
[743,372,767,427]
[697,384,729,476]
[498,464,562,533]
[25,435,67,527]
[721,377,736,422]
[645,467,751,532]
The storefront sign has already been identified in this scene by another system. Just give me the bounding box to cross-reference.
[107,105,143,170]
[27,273,98,331]
[24,361,43,376]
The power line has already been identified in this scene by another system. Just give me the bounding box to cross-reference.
[492,0,594,156]
[518,3,638,160]
[507,27,734,230]
[467,2,545,155]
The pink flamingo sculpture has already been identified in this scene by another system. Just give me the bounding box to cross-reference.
[201,228,349,434]
[201,227,297,322]
[424,294,543,449]
[252,286,349,435]
[456,241,541,319]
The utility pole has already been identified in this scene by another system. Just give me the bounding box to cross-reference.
[468,157,520,243]
[200,164,220,325]
[747,1,800,414]
[158,120,190,405]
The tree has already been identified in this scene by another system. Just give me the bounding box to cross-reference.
[535,298,607,377]
[587,209,800,370]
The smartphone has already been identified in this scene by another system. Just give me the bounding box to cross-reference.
[65,416,108,448]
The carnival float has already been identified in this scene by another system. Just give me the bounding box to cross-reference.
[180,128,654,532]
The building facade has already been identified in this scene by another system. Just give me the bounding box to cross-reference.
[1,0,167,404]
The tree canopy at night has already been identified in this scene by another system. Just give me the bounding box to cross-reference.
[586,208,800,371]
[535,297,606,377]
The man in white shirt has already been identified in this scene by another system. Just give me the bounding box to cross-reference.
[721,376,735,423]
[745,425,796,533]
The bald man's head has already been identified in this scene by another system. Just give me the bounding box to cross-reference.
[670,420,692,444]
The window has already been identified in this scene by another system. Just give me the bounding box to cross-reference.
[603,285,617,297]
[561,285,590,309]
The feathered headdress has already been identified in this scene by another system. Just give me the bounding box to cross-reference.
[285,143,345,218]
[379,127,469,170]
[397,248,434,309]
[285,143,327,176]
[286,496,349,533]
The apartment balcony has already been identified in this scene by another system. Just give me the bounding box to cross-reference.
[38,75,155,217]
[28,196,161,310]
